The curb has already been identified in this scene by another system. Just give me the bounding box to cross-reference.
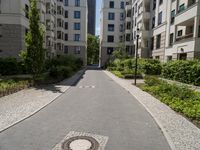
[0,69,86,134]
[103,70,176,150]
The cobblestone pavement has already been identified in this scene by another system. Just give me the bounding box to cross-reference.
[0,70,85,133]
[0,70,170,150]
[104,71,200,150]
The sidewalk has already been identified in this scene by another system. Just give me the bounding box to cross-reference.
[0,69,85,133]
[104,70,200,150]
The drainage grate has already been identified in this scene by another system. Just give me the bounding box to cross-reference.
[52,131,108,150]
[62,136,99,150]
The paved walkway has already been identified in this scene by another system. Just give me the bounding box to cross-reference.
[104,71,200,150]
[0,70,170,150]
[0,70,85,133]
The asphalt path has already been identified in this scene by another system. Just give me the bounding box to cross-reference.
[0,70,171,150]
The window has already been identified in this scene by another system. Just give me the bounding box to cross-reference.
[74,11,81,19]
[151,37,154,50]
[120,13,124,20]
[25,4,29,19]
[75,0,80,7]
[152,16,155,28]
[156,34,161,49]
[153,0,156,10]
[108,24,114,31]
[65,34,68,41]
[109,1,114,8]
[179,4,185,13]
[169,33,174,46]
[65,22,68,29]
[65,11,68,18]
[159,0,163,5]
[171,10,175,24]
[167,56,172,61]
[107,47,114,55]
[107,35,114,42]
[74,23,80,30]
[158,12,162,25]
[178,30,183,36]
[74,34,80,41]
[120,24,124,32]
[120,1,125,9]
[64,46,68,54]
[64,0,68,6]
[74,46,81,54]
[108,12,115,20]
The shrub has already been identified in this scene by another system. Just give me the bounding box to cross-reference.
[49,66,73,79]
[0,58,22,75]
[162,60,200,85]
[141,59,162,75]
[141,76,200,121]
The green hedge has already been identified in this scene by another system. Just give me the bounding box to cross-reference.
[140,76,200,121]
[108,58,162,78]
[0,58,26,76]
[162,60,200,86]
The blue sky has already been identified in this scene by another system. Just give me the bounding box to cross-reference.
[95,0,102,35]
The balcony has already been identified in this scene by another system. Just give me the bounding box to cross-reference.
[175,1,198,25]
[176,33,193,42]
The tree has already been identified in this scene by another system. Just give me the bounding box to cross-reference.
[87,34,99,65]
[22,0,45,77]
[112,43,127,59]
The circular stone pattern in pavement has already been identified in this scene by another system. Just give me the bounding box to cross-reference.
[62,136,99,150]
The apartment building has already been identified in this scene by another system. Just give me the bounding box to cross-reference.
[164,0,200,61]
[87,0,96,35]
[0,0,45,57]
[100,0,200,66]
[100,0,126,67]
[56,0,88,65]
[0,0,88,65]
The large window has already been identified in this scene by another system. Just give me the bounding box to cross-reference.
[120,1,125,9]
[108,12,115,20]
[109,1,114,8]
[158,12,162,25]
[74,23,81,30]
[75,0,80,7]
[108,24,114,31]
[107,35,114,42]
[74,11,81,19]
[25,4,29,19]
[171,10,175,24]
[64,0,68,6]
[156,34,161,49]
[74,34,80,41]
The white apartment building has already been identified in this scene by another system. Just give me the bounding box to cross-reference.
[0,0,88,64]
[56,0,87,65]
[100,0,126,67]
[164,0,200,61]
[0,0,44,57]
[100,0,200,66]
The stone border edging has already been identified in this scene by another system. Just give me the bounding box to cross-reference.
[104,70,200,150]
[0,69,86,134]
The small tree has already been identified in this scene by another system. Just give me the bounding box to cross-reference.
[87,34,100,64]
[22,0,45,77]
[112,43,126,59]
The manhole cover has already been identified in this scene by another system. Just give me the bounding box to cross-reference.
[62,136,99,150]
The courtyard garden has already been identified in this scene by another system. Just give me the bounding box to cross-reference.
[107,51,200,128]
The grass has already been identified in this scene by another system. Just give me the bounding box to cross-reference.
[137,76,200,128]
[0,79,33,97]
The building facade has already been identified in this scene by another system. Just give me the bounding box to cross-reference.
[100,0,200,66]
[87,0,96,35]
[100,0,126,66]
[0,0,88,65]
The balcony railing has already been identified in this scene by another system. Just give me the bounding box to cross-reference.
[176,33,193,41]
